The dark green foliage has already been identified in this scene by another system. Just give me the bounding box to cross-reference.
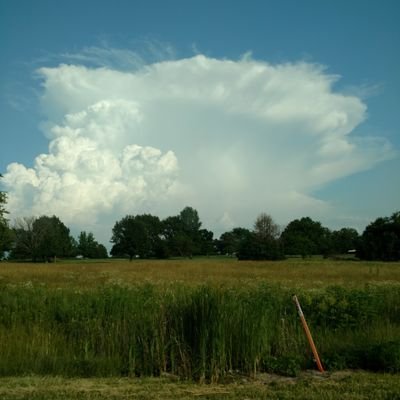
[281,217,332,257]
[161,215,185,256]
[236,214,284,260]
[77,231,108,258]
[331,228,359,254]
[357,212,400,261]
[111,207,208,259]
[110,214,162,259]
[324,340,400,373]
[253,213,280,240]
[217,227,251,255]
[160,207,214,258]
[237,232,284,260]
[363,341,400,372]
[11,215,75,261]
[168,207,202,257]
[262,355,302,377]
[179,206,201,234]
[198,228,215,256]
[95,244,108,259]
[303,285,387,329]
[162,216,200,257]
[0,175,13,258]
[0,221,13,259]
[34,216,73,260]
[1,283,398,380]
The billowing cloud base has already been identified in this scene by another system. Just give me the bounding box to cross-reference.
[3,54,394,239]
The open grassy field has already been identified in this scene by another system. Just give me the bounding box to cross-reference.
[0,258,399,397]
[1,257,400,288]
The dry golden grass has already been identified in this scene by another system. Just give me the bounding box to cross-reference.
[1,257,399,288]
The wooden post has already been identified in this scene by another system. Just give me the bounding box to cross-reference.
[292,295,324,373]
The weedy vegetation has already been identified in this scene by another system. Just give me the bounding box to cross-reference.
[0,258,399,383]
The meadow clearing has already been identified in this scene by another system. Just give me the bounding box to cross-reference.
[0,257,399,399]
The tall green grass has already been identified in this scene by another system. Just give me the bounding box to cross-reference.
[0,283,399,381]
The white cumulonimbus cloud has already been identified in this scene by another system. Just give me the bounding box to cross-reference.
[3,53,395,240]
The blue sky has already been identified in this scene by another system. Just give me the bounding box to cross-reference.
[1,0,399,242]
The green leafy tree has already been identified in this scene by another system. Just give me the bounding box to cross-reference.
[199,228,215,256]
[11,215,74,261]
[161,207,204,257]
[179,206,202,256]
[161,215,184,256]
[218,227,252,255]
[237,232,284,260]
[281,217,332,257]
[95,243,109,259]
[35,216,74,261]
[134,214,164,257]
[180,206,201,234]
[161,216,193,257]
[11,217,39,260]
[331,228,359,254]
[110,214,162,259]
[110,216,145,260]
[70,236,79,257]
[254,213,280,240]
[357,212,400,261]
[180,206,203,256]
[0,222,14,259]
[77,231,108,258]
[237,213,284,260]
[0,175,13,258]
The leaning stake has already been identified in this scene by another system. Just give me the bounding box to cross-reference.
[292,295,325,373]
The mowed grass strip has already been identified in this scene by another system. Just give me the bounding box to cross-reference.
[1,257,399,288]
[0,372,399,400]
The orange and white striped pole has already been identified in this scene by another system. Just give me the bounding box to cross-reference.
[292,295,325,373]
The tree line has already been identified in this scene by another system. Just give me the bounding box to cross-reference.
[110,207,214,260]
[221,212,400,261]
[1,176,399,261]
[7,216,107,262]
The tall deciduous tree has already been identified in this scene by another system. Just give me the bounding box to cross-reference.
[281,217,332,257]
[237,213,284,260]
[11,215,74,261]
[199,228,215,256]
[179,206,202,256]
[34,216,74,261]
[161,215,184,256]
[77,231,108,258]
[180,206,201,234]
[12,217,38,260]
[161,207,204,257]
[331,228,359,254]
[110,214,162,260]
[0,175,14,258]
[218,227,251,255]
[357,212,400,261]
[254,213,280,240]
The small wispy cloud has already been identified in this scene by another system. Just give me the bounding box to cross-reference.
[340,82,384,100]
[61,39,176,70]
[61,46,145,70]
